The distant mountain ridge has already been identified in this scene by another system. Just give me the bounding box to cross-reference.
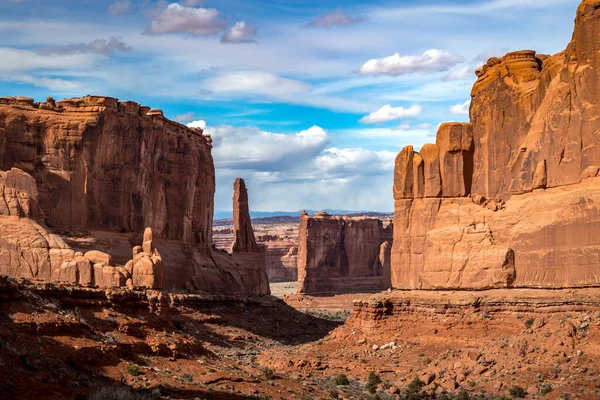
[213,210,393,226]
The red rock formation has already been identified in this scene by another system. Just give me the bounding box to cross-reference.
[0,168,127,287]
[0,96,214,245]
[0,97,269,295]
[297,212,393,294]
[229,178,270,295]
[231,178,260,253]
[391,0,600,290]
[262,241,298,282]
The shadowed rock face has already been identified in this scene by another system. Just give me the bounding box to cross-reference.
[391,0,600,290]
[0,96,214,247]
[0,97,270,295]
[231,178,261,253]
[229,178,270,295]
[297,213,393,294]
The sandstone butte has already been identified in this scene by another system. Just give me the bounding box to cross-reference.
[296,211,393,294]
[392,0,600,290]
[0,96,268,295]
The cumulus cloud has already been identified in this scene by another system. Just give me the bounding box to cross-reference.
[187,120,207,129]
[208,124,396,211]
[359,104,422,124]
[315,148,395,177]
[107,0,132,15]
[443,65,473,81]
[392,122,432,131]
[37,37,132,55]
[203,71,311,97]
[206,125,330,171]
[221,21,257,43]
[144,3,226,36]
[358,49,464,76]
[450,99,471,115]
[304,10,367,28]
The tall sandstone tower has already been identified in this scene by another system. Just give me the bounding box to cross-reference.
[392,0,600,290]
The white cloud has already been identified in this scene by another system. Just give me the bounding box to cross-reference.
[14,75,81,91]
[206,125,330,171]
[37,37,132,55]
[182,0,204,6]
[450,99,471,115]
[443,65,473,81]
[107,0,132,15]
[359,104,422,124]
[392,122,432,131]
[304,10,367,28]
[315,148,396,176]
[0,47,100,74]
[187,120,207,129]
[221,21,257,44]
[209,125,397,211]
[173,112,196,123]
[144,3,226,36]
[203,71,311,97]
[359,49,464,76]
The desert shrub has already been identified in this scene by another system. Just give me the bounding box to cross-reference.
[540,384,552,395]
[366,372,382,394]
[89,386,159,400]
[262,367,275,380]
[329,389,340,399]
[509,386,527,398]
[126,364,141,376]
[180,373,194,383]
[334,374,350,386]
[524,318,535,328]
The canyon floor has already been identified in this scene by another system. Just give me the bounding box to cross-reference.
[2,277,600,400]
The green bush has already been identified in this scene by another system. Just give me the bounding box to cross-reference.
[334,374,350,386]
[126,364,141,377]
[366,372,382,394]
[510,386,527,398]
[524,318,535,328]
[540,384,552,395]
[262,367,275,380]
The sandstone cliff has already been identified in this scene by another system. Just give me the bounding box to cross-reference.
[0,96,269,295]
[391,0,600,290]
[297,212,392,294]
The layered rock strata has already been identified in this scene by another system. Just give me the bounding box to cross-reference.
[0,168,130,288]
[229,178,270,294]
[391,0,600,290]
[0,96,269,295]
[297,212,393,294]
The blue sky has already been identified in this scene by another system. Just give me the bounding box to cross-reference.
[0,0,580,213]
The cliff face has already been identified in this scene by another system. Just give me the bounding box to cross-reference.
[391,0,600,290]
[0,96,214,247]
[296,212,392,294]
[0,96,269,295]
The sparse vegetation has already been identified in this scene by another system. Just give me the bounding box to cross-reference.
[524,318,535,328]
[334,374,350,385]
[509,386,526,398]
[366,372,382,394]
[126,364,141,377]
[89,386,159,400]
[540,384,552,395]
[262,367,275,380]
